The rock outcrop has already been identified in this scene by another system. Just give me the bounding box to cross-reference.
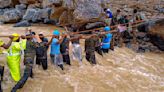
[22,8,51,22]
[148,19,164,51]
[0,0,12,8]
[14,20,31,27]
[2,9,24,23]
[137,18,164,51]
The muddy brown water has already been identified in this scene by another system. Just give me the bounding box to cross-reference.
[0,24,164,92]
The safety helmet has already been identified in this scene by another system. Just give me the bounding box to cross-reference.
[12,33,20,41]
[104,26,111,31]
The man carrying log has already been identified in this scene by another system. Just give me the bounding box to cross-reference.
[11,31,39,92]
[50,30,66,70]
[11,29,54,92]
[84,31,97,64]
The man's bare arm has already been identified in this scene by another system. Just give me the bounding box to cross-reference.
[2,36,13,49]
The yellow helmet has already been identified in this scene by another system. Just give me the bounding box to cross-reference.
[12,33,20,41]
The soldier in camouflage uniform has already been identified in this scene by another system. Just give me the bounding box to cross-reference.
[84,32,97,64]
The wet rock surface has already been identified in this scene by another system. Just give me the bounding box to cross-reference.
[138,18,164,51]
[2,9,23,23]
[122,18,164,52]
[22,8,51,22]
[13,20,31,27]
[0,0,12,8]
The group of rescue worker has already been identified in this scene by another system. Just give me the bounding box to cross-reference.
[0,8,146,92]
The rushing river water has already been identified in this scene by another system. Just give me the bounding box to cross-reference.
[0,24,164,92]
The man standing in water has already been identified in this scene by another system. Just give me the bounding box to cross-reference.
[84,31,97,64]
[101,26,113,53]
[0,37,13,92]
[104,8,113,26]
[60,32,71,65]
[11,30,54,92]
[7,33,26,82]
[71,34,83,65]
[11,31,40,92]
[36,33,49,70]
[50,30,65,70]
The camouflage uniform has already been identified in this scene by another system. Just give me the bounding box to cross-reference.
[24,40,36,64]
[85,37,97,64]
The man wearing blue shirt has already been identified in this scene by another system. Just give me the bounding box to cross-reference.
[50,30,65,70]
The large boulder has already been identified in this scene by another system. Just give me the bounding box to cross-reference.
[148,19,164,51]
[137,18,164,51]
[15,4,27,10]
[23,8,51,22]
[2,9,23,23]
[42,0,62,8]
[19,0,37,4]
[0,0,12,8]
[23,8,40,22]
[73,0,103,21]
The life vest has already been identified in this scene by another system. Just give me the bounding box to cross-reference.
[102,33,113,49]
